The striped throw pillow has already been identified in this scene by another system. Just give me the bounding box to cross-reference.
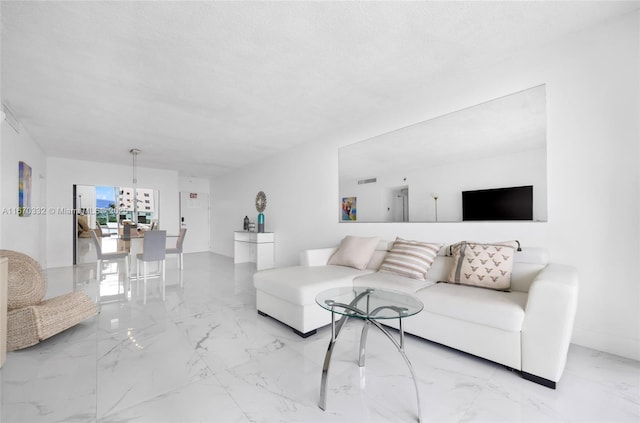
[379,237,442,280]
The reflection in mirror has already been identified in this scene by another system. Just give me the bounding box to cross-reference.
[74,184,160,265]
[339,85,547,222]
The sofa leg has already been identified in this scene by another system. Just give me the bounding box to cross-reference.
[522,372,556,389]
[293,328,317,338]
[256,310,317,338]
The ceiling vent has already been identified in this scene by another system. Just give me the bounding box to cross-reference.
[2,104,20,133]
[358,177,377,185]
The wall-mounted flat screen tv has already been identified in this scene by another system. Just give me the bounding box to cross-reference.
[462,185,533,221]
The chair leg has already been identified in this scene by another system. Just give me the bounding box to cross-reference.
[96,259,101,281]
[143,261,148,305]
[126,255,130,279]
[124,256,130,298]
[137,258,140,297]
[162,260,166,301]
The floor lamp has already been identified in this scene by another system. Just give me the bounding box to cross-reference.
[432,193,439,222]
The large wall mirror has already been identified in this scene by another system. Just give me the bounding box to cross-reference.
[339,85,547,223]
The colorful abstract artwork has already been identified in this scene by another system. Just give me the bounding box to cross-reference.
[18,161,32,217]
[341,197,357,221]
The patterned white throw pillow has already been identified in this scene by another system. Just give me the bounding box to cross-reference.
[446,240,520,256]
[379,237,442,281]
[446,242,515,290]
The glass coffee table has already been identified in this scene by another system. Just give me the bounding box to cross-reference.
[316,286,424,422]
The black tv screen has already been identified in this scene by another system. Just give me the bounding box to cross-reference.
[462,185,533,221]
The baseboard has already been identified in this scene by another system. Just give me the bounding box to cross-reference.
[572,327,640,361]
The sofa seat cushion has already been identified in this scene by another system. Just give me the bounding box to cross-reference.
[354,272,434,294]
[254,265,374,305]
[418,283,528,332]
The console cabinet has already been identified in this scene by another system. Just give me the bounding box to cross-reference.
[234,232,275,270]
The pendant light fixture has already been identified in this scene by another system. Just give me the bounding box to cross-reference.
[130,148,141,224]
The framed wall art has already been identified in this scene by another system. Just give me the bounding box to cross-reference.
[18,161,32,217]
[341,197,356,221]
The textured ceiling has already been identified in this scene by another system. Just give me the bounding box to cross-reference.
[2,1,639,177]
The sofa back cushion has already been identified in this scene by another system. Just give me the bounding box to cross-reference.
[510,248,549,292]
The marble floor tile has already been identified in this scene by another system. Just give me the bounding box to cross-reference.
[1,252,639,422]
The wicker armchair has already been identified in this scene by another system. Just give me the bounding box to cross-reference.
[0,250,97,351]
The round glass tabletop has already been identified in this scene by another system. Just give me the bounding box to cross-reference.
[316,286,423,319]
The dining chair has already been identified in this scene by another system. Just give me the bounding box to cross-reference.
[95,223,110,237]
[136,230,167,304]
[122,223,132,240]
[117,222,133,253]
[90,229,129,282]
[166,228,187,270]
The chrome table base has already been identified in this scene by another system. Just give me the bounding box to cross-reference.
[318,293,422,422]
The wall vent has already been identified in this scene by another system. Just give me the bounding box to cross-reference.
[358,178,377,185]
[2,104,20,133]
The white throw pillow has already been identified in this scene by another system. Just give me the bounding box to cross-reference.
[378,237,442,281]
[446,242,515,290]
[327,236,381,270]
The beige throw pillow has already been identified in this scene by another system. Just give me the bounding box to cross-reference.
[446,242,515,290]
[379,237,442,281]
[328,236,380,270]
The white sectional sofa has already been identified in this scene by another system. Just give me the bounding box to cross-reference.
[253,240,579,389]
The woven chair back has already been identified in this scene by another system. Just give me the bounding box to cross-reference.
[0,249,47,310]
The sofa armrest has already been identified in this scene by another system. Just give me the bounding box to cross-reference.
[521,263,579,386]
[299,248,337,267]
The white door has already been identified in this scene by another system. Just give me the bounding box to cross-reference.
[179,192,210,253]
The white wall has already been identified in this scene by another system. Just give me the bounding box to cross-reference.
[0,119,47,264]
[211,12,640,360]
[46,158,180,268]
[0,113,3,241]
[179,176,210,194]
